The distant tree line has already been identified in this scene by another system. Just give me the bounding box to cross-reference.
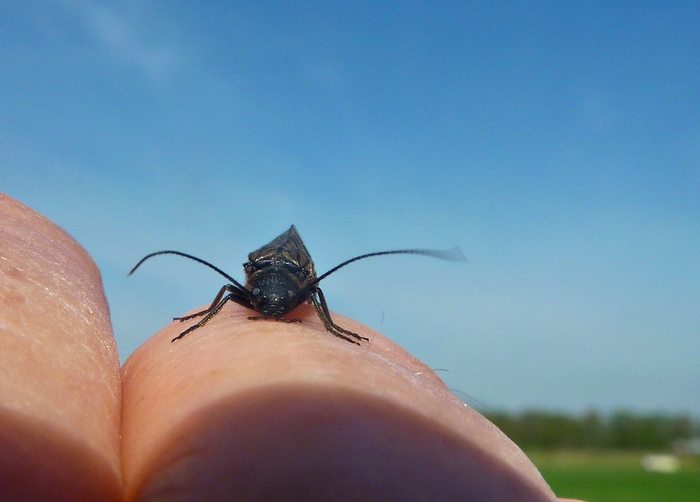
[485,410,700,450]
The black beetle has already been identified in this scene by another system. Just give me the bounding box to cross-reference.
[129,225,466,345]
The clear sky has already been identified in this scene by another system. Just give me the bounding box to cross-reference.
[2,1,699,415]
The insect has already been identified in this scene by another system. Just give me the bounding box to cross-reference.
[129,225,466,345]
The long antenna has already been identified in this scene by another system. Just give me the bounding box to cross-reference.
[312,247,467,286]
[128,250,247,291]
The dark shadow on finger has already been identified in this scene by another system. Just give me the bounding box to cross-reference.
[127,385,555,502]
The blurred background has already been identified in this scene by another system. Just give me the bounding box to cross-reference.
[1,2,698,423]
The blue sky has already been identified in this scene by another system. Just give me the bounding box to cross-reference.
[2,1,699,415]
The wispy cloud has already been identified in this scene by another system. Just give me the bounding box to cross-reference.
[59,0,183,82]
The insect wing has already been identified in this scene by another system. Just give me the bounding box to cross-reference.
[246,225,317,282]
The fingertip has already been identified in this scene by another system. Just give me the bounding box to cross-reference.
[0,193,122,501]
[121,305,556,501]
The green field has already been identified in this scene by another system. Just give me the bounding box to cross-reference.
[527,450,700,502]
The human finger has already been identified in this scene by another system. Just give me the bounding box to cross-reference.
[0,193,122,501]
[121,301,557,501]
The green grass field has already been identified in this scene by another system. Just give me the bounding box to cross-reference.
[526,450,700,502]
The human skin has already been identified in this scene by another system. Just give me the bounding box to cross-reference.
[0,194,121,501]
[0,193,584,501]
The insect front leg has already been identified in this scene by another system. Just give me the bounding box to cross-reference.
[310,287,368,345]
[174,285,229,322]
[171,285,253,342]
[248,315,302,323]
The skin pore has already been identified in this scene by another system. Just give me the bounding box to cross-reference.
[0,193,584,501]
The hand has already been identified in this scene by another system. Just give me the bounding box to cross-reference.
[0,193,584,501]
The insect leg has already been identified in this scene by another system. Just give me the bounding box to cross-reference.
[171,286,253,342]
[248,315,302,323]
[174,285,229,322]
[310,287,368,345]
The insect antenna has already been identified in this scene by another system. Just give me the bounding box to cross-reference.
[128,250,248,292]
[311,246,467,286]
